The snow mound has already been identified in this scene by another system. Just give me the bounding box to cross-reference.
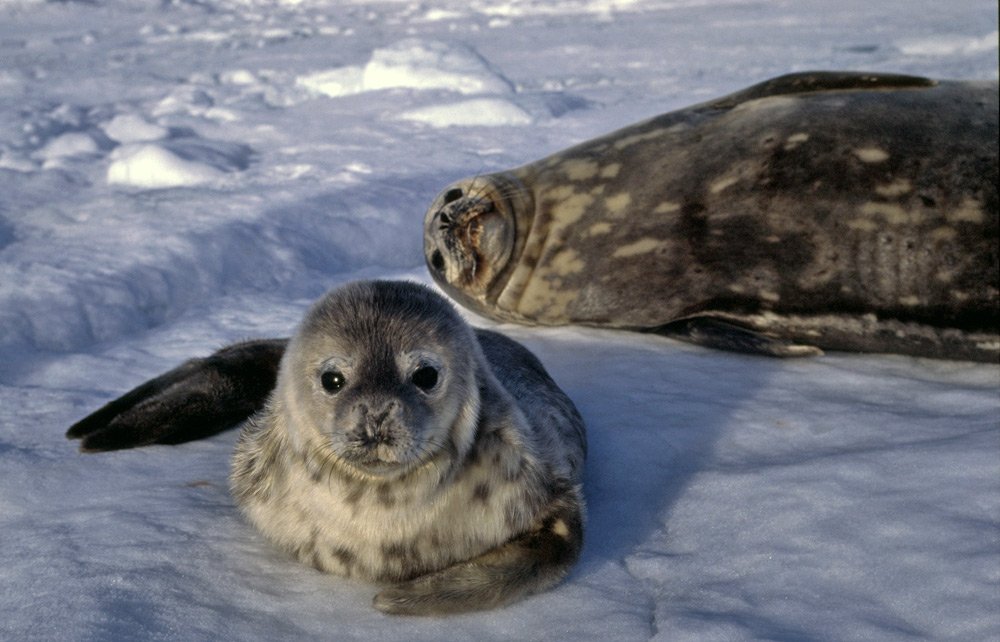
[102,114,169,144]
[296,67,365,98]
[35,132,107,169]
[475,0,662,18]
[108,145,223,188]
[152,86,216,118]
[297,39,514,98]
[399,97,534,127]
[897,30,998,56]
[0,151,35,172]
[107,138,252,188]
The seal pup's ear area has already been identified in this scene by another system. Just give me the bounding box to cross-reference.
[647,317,822,358]
[67,338,287,452]
[373,499,583,616]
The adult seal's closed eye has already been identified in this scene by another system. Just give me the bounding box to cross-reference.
[424,71,999,361]
[229,280,586,615]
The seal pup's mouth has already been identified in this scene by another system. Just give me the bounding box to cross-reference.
[333,431,447,480]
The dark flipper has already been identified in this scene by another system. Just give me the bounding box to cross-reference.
[67,338,288,452]
[649,317,822,358]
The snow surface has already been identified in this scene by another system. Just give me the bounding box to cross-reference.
[1,1,997,640]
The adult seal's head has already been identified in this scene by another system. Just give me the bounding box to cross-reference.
[423,173,535,317]
[230,280,585,615]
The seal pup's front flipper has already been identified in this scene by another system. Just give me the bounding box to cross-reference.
[67,338,287,452]
[649,317,823,358]
[374,499,583,615]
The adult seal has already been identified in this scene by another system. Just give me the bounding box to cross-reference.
[71,281,586,615]
[424,71,999,361]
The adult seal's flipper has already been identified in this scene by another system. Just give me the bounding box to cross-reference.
[67,338,287,452]
[650,317,823,358]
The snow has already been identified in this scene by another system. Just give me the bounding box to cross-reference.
[0,0,997,640]
[107,144,224,188]
[102,114,170,145]
[106,138,252,188]
[297,39,514,99]
[399,98,534,127]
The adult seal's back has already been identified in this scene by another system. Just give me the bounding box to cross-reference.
[424,72,999,361]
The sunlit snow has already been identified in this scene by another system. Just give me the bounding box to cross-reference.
[1,1,997,641]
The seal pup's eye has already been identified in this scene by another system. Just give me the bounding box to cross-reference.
[321,370,346,394]
[443,188,463,204]
[411,366,439,391]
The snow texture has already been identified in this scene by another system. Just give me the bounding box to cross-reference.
[0,1,997,641]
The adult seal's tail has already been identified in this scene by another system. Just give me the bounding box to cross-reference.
[424,72,999,361]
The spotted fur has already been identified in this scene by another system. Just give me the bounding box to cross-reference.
[425,72,999,361]
[230,280,585,614]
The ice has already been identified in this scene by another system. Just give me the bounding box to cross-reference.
[897,30,999,56]
[106,138,252,188]
[0,0,997,641]
[296,67,366,98]
[297,39,514,98]
[37,131,104,161]
[107,144,225,188]
[363,39,514,95]
[102,114,170,144]
[152,86,215,118]
[399,97,534,127]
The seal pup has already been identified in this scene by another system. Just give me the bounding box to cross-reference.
[117,280,582,615]
[424,71,999,361]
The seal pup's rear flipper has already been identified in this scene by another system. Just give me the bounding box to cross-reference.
[373,500,583,615]
[67,338,287,452]
[649,317,823,358]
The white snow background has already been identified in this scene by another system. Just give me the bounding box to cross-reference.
[1,1,997,640]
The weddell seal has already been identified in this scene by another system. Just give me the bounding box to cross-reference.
[71,281,586,615]
[424,71,999,361]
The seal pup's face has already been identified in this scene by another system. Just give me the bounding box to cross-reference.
[279,281,481,480]
[424,174,533,308]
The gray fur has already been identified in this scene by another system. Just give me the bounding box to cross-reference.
[230,280,585,615]
[425,72,999,361]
